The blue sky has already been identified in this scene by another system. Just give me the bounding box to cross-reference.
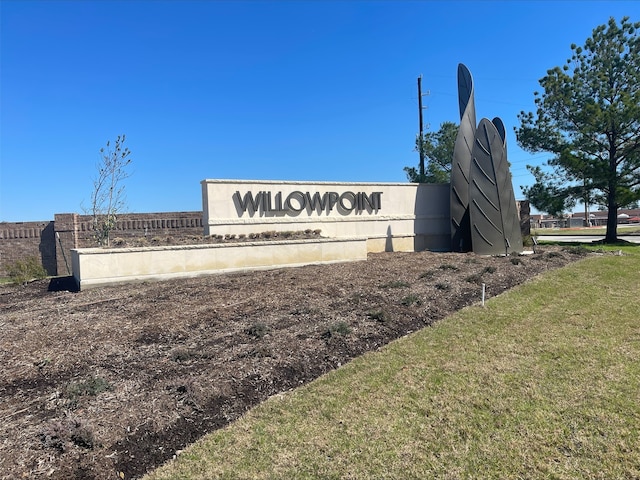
[1,1,638,222]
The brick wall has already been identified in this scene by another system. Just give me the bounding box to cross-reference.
[0,221,57,276]
[1,211,203,277]
[1,204,529,278]
[517,200,531,237]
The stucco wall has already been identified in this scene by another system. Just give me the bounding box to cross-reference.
[72,237,367,290]
[202,180,450,252]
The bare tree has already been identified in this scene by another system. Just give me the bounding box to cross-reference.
[89,135,132,246]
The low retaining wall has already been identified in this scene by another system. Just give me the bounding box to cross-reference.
[72,237,368,290]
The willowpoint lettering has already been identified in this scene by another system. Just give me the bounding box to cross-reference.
[234,191,382,215]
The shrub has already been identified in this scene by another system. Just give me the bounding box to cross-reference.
[7,256,47,285]
[562,245,590,256]
[439,264,459,271]
[65,376,111,400]
[522,234,534,247]
[366,309,388,322]
[466,273,483,284]
[139,237,151,246]
[435,282,451,291]
[40,417,96,451]
[170,347,192,362]
[322,321,351,338]
[246,322,270,339]
[401,294,421,306]
[481,266,497,274]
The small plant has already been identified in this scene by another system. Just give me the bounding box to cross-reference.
[65,376,111,400]
[510,256,523,265]
[322,321,351,338]
[366,309,388,323]
[111,237,126,246]
[238,233,247,239]
[562,245,590,256]
[546,251,564,259]
[313,229,321,235]
[33,358,51,370]
[466,273,483,284]
[87,135,132,246]
[381,280,410,289]
[438,264,459,271]
[434,282,450,291]
[169,378,204,410]
[246,322,270,339]
[419,270,436,279]
[7,256,47,285]
[481,266,497,275]
[401,294,421,306]
[170,347,192,362]
[40,416,96,451]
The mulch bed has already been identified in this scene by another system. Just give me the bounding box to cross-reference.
[0,245,590,479]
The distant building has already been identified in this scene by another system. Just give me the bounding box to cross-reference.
[531,208,640,229]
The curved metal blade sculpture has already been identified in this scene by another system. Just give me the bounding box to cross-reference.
[491,117,524,254]
[450,64,523,255]
[450,64,476,252]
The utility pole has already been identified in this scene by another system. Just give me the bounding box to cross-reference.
[418,75,425,179]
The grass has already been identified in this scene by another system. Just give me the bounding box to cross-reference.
[145,244,640,480]
[380,280,410,289]
[533,224,640,236]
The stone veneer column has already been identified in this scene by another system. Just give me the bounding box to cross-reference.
[54,213,79,276]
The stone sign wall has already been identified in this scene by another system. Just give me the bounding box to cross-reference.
[202,180,451,252]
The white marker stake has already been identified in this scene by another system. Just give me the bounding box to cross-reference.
[482,283,486,307]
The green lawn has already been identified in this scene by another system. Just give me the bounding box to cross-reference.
[146,245,640,480]
[533,224,640,236]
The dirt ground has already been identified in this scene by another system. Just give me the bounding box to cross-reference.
[0,245,590,479]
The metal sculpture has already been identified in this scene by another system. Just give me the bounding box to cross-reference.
[491,117,524,254]
[450,64,523,255]
[450,64,476,252]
